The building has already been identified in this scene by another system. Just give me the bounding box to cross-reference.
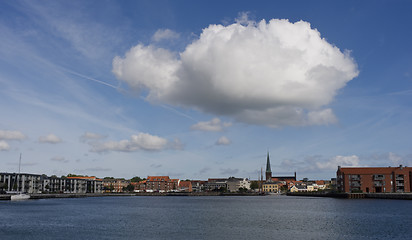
[263,182,280,193]
[102,178,130,193]
[140,176,179,192]
[0,172,103,194]
[337,165,412,193]
[265,152,297,183]
[66,176,103,193]
[226,177,251,192]
[0,172,43,194]
[190,180,206,192]
[205,177,251,192]
[205,178,228,191]
[178,180,192,192]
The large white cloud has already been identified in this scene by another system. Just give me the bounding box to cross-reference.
[89,132,179,153]
[113,18,358,127]
[0,130,26,140]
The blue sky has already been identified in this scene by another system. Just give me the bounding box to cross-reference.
[1,0,412,180]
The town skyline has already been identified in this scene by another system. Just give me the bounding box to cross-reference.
[1,1,412,180]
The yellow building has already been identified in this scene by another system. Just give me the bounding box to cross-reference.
[263,182,279,193]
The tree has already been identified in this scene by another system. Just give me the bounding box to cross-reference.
[130,176,144,182]
[250,181,259,190]
[67,173,87,177]
[123,184,135,192]
[238,187,248,193]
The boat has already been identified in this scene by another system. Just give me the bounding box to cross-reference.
[10,154,30,201]
[11,193,30,201]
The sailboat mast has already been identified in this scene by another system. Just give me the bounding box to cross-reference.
[19,153,22,174]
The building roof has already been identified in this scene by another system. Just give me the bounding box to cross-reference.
[338,166,412,175]
[147,176,170,182]
[67,176,102,181]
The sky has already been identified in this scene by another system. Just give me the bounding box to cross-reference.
[1,0,412,180]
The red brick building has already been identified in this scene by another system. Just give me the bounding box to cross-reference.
[137,176,179,192]
[337,165,412,193]
[102,178,130,193]
[178,180,192,192]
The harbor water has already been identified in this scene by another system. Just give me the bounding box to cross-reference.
[1,195,411,239]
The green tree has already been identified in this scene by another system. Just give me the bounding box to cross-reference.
[250,181,259,190]
[123,184,135,192]
[130,176,145,182]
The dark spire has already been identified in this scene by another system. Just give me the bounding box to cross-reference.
[265,151,272,182]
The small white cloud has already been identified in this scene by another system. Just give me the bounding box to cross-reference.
[39,134,62,144]
[80,132,106,142]
[216,136,231,146]
[220,168,239,175]
[316,155,360,170]
[152,29,180,42]
[90,132,173,153]
[0,140,10,151]
[0,130,26,140]
[50,156,69,163]
[389,152,402,165]
[150,164,162,168]
[191,118,232,132]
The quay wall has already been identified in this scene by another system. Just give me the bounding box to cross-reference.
[287,192,412,200]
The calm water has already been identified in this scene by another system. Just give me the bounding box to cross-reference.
[1,195,411,239]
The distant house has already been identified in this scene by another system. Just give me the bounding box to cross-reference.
[205,178,227,191]
[263,182,279,193]
[178,180,192,192]
[205,177,250,192]
[143,176,179,192]
[190,180,206,192]
[102,178,129,193]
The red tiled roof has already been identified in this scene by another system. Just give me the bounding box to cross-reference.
[147,176,170,182]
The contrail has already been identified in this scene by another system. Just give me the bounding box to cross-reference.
[159,104,197,122]
[61,67,197,122]
[61,67,121,90]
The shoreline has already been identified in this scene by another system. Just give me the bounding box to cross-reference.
[287,192,412,200]
[0,192,264,200]
[3,192,412,200]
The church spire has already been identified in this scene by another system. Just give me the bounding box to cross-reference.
[265,151,272,182]
[266,151,271,173]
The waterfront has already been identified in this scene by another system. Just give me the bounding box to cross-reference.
[1,195,412,239]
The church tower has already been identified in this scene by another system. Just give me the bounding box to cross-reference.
[265,152,272,182]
